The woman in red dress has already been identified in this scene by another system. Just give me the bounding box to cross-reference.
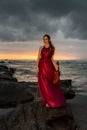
[36,34,67,108]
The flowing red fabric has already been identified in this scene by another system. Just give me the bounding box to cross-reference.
[38,46,66,108]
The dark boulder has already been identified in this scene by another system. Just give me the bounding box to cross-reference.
[0,100,77,130]
[0,65,17,81]
[0,65,77,130]
[0,81,34,108]
[27,80,76,100]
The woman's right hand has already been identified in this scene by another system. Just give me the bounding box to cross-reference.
[36,66,39,73]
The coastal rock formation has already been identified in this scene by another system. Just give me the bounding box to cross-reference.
[0,80,75,108]
[0,64,77,130]
[0,81,34,108]
[0,64,75,100]
[0,65,17,81]
[28,81,76,100]
[0,100,77,130]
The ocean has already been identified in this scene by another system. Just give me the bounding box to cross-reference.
[1,59,87,95]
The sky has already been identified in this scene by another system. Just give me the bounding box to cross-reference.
[0,0,87,60]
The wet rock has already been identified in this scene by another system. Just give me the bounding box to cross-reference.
[0,81,34,108]
[0,65,17,81]
[0,65,77,130]
[9,68,16,76]
[0,101,76,130]
[61,79,72,88]
[64,90,76,100]
[0,65,8,71]
[0,74,17,81]
[26,81,76,100]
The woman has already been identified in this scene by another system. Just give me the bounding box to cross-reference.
[36,34,67,108]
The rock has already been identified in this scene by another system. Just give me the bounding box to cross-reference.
[26,81,76,100]
[0,65,17,81]
[64,90,76,100]
[60,80,76,99]
[0,118,7,130]
[0,79,75,108]
[0,65,8,71]
[61,79,72,88]
[0,74,17,81]
[0,81,34,108]
[0,65,77,130]
[0,101,77,130]
[0,65,76,99]
[35,101,76,130]
[9,68,16,76]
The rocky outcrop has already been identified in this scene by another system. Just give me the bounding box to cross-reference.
[0,100,77,130]
[0,64,76,100]
[0,80,75,108]
[27,81,76,100]
[0,64,77,130]
[0,81,34,108]
[0,65,17,81]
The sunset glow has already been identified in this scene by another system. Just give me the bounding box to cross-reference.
[0,53,77,60]
[0,54,37,60]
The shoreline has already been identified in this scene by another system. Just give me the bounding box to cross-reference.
[67,93,87,129]
[0,63,86,129]
[0,93,86,129]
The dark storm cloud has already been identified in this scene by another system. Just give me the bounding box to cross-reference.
[0,0,87,41]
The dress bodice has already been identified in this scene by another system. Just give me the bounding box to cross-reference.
[41,46,52,59]
[38,45,56,72]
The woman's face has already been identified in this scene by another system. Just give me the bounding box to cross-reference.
[43,36,49,44]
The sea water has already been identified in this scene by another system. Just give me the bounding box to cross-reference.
[1,59,87,95]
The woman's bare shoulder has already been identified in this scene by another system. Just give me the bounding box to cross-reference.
[39,45,44,50]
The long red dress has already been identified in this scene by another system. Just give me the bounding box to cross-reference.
[38,45,66,108]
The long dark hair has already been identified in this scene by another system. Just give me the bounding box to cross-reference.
[43,34,55,56]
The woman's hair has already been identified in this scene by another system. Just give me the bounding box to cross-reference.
[43,34,55,56]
